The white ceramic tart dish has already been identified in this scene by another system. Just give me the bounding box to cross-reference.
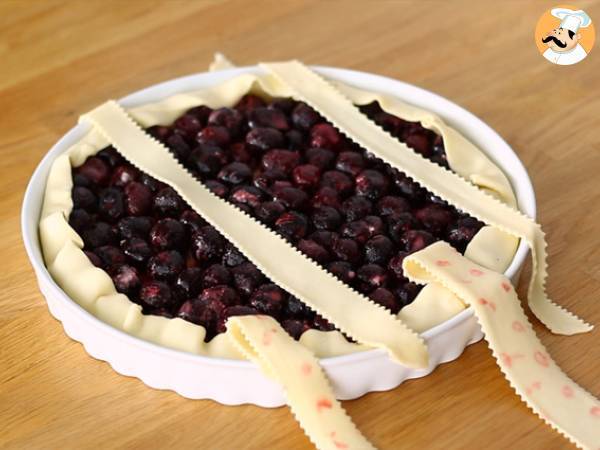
[23,65,536,407]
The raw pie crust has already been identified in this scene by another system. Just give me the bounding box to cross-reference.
[40,64,520,359]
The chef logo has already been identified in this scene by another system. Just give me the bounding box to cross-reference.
[535,5,595,65]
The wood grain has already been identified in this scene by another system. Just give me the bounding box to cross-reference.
[1,1,599,449]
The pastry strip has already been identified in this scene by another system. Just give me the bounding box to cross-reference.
[261,61,591,336]
[80,101,429,368]
[403,242,600,449]
[227,316,377,450]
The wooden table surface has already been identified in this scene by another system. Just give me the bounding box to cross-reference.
[1,1,599,449]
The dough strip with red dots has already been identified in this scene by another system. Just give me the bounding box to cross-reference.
[262,60,591,336]
[403,241,600,449]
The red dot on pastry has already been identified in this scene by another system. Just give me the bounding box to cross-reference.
[301,362,312,376]
[526,381,542,394]
[500,352,513,367]
[501,281,511,292]
[478,298,496,311]
[469,268,484,277]
[330,432,349,450]
[262,330,273,346]
[512,321,525,332]
[562,385,574,398]
[316,397,333,412]
[534,351,550,368]
[435,260,450,267]
[590,406,600,417]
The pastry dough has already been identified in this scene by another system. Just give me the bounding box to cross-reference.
[404,242,600,449]
[228,315,376,450]
[263,60,590,335]
[37,58,597,450]
[40,61,521,359]
[81,100,429,368]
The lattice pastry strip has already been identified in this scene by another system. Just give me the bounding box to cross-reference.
[403,242,600,449]
[81,101,429,368]
[228,316,376,450]
[261,61,591,336]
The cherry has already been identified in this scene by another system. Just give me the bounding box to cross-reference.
[297,239,330,263]
[230,185,263,208]
[200,285,240,307]
[208,108,244,136]
[98,188,124,222]
[150,218,185,250]
[110,165,139,187]
[357,264,388,291]
[232,262,264,297]
[166,133,192,161]
[370,288,399,313]
[310,123,341,150]
[355,169,389,200]
[192,225,225,262]
[311,206,342,231]
[196,126,230,147]
[291,103,320,130]
[246,127,284,151]
[148,250,185,281]
[249,283,286,317]
[140,281,172,308]
[203,264,232,288]
[72,186,97,211]
[235,94,266,113]
[273,187,309,210]
[364,235,395,265]
[82,222,117,248]
[218,162,252,185]
[122,237,153,265]
[112,265,141,295]
[262,149,300,174]
[341,195,372,221]
[275,211,308,240]
[124,182,152,216]
[327,261,356,284]
[306,147,336,170]
[332,238,361,263]
[335,151,365,176]
[249,107,290,130]
[401,230,436,253]
[292,164,321,188]
[320,170,353,195]
[153,187,184,217]
[174,267,203,299]
[174,114,202,141]
[77,157,110,185]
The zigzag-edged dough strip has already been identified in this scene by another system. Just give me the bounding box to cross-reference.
[228,316,376,450]
[403,242,600,449]
[80,100,429,368]
[261,60,591,336]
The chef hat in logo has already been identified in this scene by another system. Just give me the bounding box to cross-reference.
[551,8,592,33]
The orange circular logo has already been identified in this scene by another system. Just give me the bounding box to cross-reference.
[534,4,595,65]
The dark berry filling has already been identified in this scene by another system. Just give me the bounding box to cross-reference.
[69,96,483,341]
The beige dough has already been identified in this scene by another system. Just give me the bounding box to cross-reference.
[40,60,521,359]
